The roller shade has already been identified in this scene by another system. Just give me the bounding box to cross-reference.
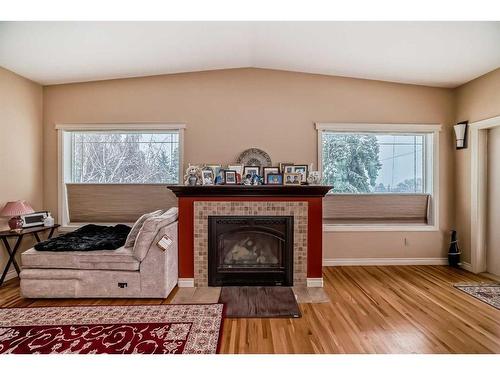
[323,194,430,224]
[66,184,178,223]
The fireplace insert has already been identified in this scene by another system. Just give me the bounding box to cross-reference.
[208,216,293,286]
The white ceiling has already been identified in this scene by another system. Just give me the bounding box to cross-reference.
[0,21,499,87]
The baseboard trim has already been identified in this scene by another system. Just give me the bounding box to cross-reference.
[178,278,195,287]
[460,262,473,272]
[323,257,448,266]
[306,278,324,287]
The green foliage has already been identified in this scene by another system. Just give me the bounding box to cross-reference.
[322,134,382,193]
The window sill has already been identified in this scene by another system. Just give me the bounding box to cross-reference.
[323,223,439,232]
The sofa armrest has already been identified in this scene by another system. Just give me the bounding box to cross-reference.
[138,221,178,297]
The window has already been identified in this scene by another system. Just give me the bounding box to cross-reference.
[321,132,426,193]
[67,131,180,184]
[56,123,185,228]
[316,123,441,230]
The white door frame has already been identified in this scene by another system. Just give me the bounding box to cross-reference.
[470,115,500,273]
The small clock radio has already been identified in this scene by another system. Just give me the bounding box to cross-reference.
[20,211,49,228]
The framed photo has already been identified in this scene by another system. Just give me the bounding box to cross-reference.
[307,171,321,185]
[283,164,294,174]
[279,162,293,173]
[292,165,308,183]
[201,169,215,185]
[214,169,225,184]
[283,172,301,185]
[266,173,283,185]
[263,167,279,183]
[227,164,243,183]
[224,170,237,184]
[243,166,260,178]
[204,164,222,177]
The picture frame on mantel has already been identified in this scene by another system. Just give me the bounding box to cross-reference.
[204,164,222,177]
[266,173,283,185]
[279,162,293,173]
[224,170,237,184]
[263,167,279,183]
[201,169,214,185]
[292,165,309,183]
[284,173,301,185]
[243,166,260,177]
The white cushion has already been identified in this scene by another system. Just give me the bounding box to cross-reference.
[132,207,179,261]
[124,209,164,248]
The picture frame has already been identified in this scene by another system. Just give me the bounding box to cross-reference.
[214,169,225,185]
[224,170,237,184]
[283,172,301,185]
[263,167,279,183]
[204,164,222,177]
[266,173,283,185]
[201,169,215,185]
[279,162,293,173]
[243,166,260,178]
[283,164,294,174]
[292,165,308,183]
[227,164,243,183]
[307,170,322,185]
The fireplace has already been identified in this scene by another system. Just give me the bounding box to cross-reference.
[167,184,332,287]
[208,216,294,286]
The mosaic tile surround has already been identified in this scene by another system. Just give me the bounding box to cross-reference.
[194,201,308,287]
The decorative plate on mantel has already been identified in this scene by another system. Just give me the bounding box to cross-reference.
[236,148,272,167]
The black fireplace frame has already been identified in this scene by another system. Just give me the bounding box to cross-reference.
[208,215,294,286]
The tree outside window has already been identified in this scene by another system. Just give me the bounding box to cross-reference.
[69,132,180,184]
[322,132,424,194]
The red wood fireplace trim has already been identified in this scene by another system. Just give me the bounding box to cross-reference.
[176,196,324,279]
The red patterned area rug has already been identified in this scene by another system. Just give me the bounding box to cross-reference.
[0,304,224,354]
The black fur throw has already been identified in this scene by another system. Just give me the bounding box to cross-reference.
[34,224,131,252]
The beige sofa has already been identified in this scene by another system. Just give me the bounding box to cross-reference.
[19,209,178,299]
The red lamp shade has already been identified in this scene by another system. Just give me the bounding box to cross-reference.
[0,200,34,217]
[1,201,34,231]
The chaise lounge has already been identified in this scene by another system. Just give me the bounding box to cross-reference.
[19,208,179,299]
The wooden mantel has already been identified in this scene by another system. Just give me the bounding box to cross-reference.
[166,184,332,284]
[167,184,332,197]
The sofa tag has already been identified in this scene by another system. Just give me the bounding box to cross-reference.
[157,235,174,251]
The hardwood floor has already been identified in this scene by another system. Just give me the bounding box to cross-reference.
[1,266,499,353]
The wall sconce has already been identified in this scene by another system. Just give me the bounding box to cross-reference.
[454,121,468,149]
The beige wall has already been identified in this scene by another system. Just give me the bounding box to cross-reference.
[487,126,500,275]
[0,67,43,276]
[454,68,500,264]
[42,68,456,261]
[1,63,497,273]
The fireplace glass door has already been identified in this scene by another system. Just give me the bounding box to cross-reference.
[219,230,283,269]
[208,216,293,286]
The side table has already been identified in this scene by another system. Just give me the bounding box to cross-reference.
[0,224,60,286]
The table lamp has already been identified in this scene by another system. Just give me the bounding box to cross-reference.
[0,200,34,231]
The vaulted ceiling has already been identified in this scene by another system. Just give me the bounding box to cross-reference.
[0,21,499,87]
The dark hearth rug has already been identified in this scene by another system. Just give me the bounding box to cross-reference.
[454,283,500,310]
[0,304,224,354]
[219,286,301,318]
